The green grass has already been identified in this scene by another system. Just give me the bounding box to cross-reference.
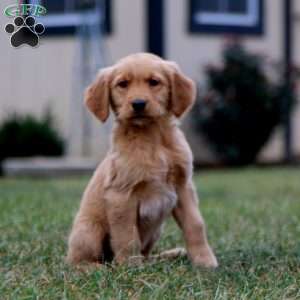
[0,167,300,299]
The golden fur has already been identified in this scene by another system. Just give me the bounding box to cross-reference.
[67,53,218,267]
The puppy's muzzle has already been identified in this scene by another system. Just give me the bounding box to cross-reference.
[132,99,147,114]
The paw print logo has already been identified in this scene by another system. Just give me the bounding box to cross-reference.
[5,16,45,48]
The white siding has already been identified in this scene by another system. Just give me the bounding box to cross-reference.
[0,0,145,159]
[0,0,299,161]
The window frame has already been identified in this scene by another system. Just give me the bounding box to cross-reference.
[27,0,112,35]
[189,0,264,35]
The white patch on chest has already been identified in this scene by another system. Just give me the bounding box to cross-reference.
[139,185,177,222]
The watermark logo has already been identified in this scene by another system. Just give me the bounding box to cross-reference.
[4,4,47,48]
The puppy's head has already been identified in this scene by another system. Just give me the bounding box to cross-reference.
[85,53,196,125]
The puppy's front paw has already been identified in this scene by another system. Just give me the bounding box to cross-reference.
[191,248,218,268]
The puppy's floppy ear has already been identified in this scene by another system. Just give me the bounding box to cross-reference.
[164,61,196,118]
[84,67,113,122]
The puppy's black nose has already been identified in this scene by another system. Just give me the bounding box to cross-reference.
[132,99,146,112]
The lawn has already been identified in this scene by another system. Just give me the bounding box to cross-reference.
[0,167,300,299]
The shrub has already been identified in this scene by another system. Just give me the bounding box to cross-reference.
[0,112,65,163]
[193,43,296,165]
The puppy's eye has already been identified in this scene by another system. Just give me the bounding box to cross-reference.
[148,79,160,87]
[117,80,129,88]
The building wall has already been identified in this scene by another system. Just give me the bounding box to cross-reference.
[166,0,283,79]
[0,0,299,162]
[0,0,145,159]
[293,1,300,158]
[165,0,299,162]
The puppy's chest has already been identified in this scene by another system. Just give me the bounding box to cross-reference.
[130,152,183,223]
[109,140,189,196]
[138,182,177,223]
[114,146,174,184]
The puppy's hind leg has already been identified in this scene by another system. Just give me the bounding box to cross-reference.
[146,248,187,263]
[158,247,187,259]
[67,218,106,265]
[141,226,186,262]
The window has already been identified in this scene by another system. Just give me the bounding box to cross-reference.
[28,0,112,35]
[189,0,263,34]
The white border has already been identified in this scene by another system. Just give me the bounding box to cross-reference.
[194,0,259,27]
[30,0,101,27]
[39,12,101,27]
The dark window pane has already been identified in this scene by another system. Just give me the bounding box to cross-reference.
[195,0,249,14]
[41,0,64,13]
[74,0,96,11]
[228,0,247,13]
[197,0,220,12]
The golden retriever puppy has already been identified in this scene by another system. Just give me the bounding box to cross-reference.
[67,53,218,268]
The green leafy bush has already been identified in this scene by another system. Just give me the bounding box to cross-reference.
[0,112,65,163]
[194,43,296,165]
